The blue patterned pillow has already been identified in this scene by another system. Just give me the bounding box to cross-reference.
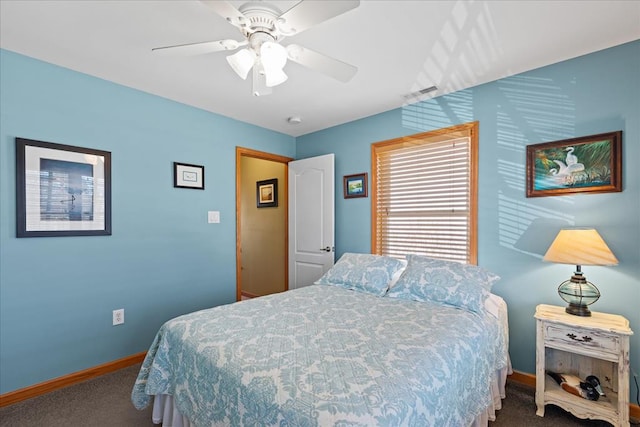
[315,253,406,296]
[385,254,500,313]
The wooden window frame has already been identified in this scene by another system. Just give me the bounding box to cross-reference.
[370,122,478,264]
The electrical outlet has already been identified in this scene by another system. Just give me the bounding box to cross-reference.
[112,308,124,326]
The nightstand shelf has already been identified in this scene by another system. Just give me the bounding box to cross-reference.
[535,304,633,426]
[544,375,620,421]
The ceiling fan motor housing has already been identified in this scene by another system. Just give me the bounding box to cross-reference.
[237,3,284,42]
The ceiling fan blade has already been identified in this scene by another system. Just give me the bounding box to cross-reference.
[152,39,245,56]
[276,0,359,36]
[286,44,357,82]
[199,0,248,29]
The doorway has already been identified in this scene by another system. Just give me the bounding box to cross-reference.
[236,147,293,301]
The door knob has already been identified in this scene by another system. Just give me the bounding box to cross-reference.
[319,246,332,252]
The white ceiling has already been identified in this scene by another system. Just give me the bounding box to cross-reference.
[1,1,639,137]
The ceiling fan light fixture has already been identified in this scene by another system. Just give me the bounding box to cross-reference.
[261,41,287,70]
[226,48,256,80]
[261,41,288,87]
[265,68,288,87]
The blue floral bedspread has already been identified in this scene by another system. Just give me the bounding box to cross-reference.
[132,284,508,426]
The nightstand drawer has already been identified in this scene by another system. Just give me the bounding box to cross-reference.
[545,323,619,355]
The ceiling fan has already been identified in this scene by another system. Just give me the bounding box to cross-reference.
[153,0,360,96]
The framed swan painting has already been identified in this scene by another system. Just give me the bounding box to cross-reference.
[526,131,622,198]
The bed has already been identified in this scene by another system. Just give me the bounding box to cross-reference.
[132,253,511,426]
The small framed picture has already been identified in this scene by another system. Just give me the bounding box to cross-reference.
[526,131,622,197]
[174,162,204,190]
[256,178,278,208]
[15,137,112,237]
[343,173,368,198]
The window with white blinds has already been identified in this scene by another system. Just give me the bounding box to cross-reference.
[371,122,478,264]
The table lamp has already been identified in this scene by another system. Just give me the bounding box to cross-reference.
[543,228,618,317]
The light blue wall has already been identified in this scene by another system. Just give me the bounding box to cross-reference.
[297,40,640,402]
[0,49,295,394]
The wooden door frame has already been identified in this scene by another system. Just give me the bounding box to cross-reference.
[236,147,293,301]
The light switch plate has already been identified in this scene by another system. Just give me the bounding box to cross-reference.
[208,211,220,223]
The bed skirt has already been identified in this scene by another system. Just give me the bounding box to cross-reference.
[150,357,513,427]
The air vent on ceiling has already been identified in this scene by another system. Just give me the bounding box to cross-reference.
[404,86,438,101]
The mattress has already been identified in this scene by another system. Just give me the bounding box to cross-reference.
[132,284,510,426]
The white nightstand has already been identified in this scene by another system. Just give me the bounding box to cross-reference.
[535,304,633,426]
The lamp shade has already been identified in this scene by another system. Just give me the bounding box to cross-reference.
[260,41,288,87]
[261,41,287,70]
[543,228,617,317]
[543,228,618,266]
[264,68,288,87]
[226,49,256,80]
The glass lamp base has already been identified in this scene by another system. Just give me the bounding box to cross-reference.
[557,270,600,317]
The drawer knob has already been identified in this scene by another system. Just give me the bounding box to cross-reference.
[567,333,593,342]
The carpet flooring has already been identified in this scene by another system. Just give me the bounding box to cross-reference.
[0,364,636,426]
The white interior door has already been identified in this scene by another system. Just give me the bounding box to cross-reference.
[288,154,335,289]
